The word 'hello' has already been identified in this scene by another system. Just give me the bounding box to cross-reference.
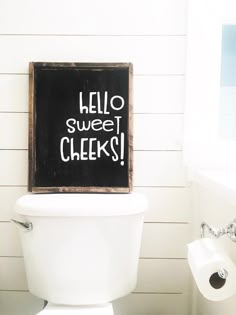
[78,91,125,114]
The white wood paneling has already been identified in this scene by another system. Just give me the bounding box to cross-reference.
[0,113,28,149]
[0,0,187,35]
[0,0,189,313]
[0,256,188,294]
[0,223,22,256]
[134,151,187,186]
[141,223,190,258]
[134,75,185,113]
[0,291,189,315]
[0,222,189,258]
[0,36,186,75]
[134,114,183,150]
[113,293,188,315]
[0,150,27,185]
[0,185,191,224]
[0,187,27,221]
[136,259,189,292]
[0,291,44,315]
[134,187,191,222]
[0,75,28,112]
[0,257,27,290]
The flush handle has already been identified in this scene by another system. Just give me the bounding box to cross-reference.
[11,219,33,232]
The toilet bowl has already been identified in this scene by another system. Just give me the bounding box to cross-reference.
[13,193,148,314]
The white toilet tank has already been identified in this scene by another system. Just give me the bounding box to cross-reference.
[14,193,147,305]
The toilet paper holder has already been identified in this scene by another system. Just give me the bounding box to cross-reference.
[199,221,236,281]
[201,219,236,242]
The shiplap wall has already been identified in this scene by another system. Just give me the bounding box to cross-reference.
[0,1,191,314]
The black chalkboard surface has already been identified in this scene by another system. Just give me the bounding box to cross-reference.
[29,62,133,193]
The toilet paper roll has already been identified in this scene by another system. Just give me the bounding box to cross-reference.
[187,238,236,301]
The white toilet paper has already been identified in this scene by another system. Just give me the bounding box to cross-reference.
[187,238,236,301]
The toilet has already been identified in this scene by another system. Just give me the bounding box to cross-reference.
[13,193,147,314]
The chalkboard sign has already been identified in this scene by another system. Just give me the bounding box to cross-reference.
[29,62,133,193]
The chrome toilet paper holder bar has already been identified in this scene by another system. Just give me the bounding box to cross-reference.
[200,220,236,280]
[201,219,236,242]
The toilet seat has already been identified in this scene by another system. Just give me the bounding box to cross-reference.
[37,303,114,315]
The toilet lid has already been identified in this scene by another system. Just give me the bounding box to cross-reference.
[14,193,148,216]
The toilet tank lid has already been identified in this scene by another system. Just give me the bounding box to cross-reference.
[14,193,148,216]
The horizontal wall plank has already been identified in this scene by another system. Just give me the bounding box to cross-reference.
[134,151,187,186]
[136,259,189,292]
[0,257,189,294]
[0,74,185,114]
[0,291,189,315]
[0,291,44,315]
[0,187,27,221]
[1,187,191,223]
[0,186,191,223]
[0,223,22,256]
[0,113,183,151]
[0,222,190,258]
[0,36,186,75]
[0,0,187,35]
[134,75,185,113]
[134,114,183,150]
[0,113,28,149]
[134,187,191,222]
[0,75,28,112]
[0,151,27,186]
[0,151,187,187]
[113,293,189,315]
[141,223,190,258]
[0,187,192,222]
[0,257,27,290]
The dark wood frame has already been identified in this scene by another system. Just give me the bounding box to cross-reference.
[28,62,133,193]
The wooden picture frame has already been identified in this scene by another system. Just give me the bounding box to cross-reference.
[29,62,133,193]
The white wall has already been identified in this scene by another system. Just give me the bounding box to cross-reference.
[0,1,190,314]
